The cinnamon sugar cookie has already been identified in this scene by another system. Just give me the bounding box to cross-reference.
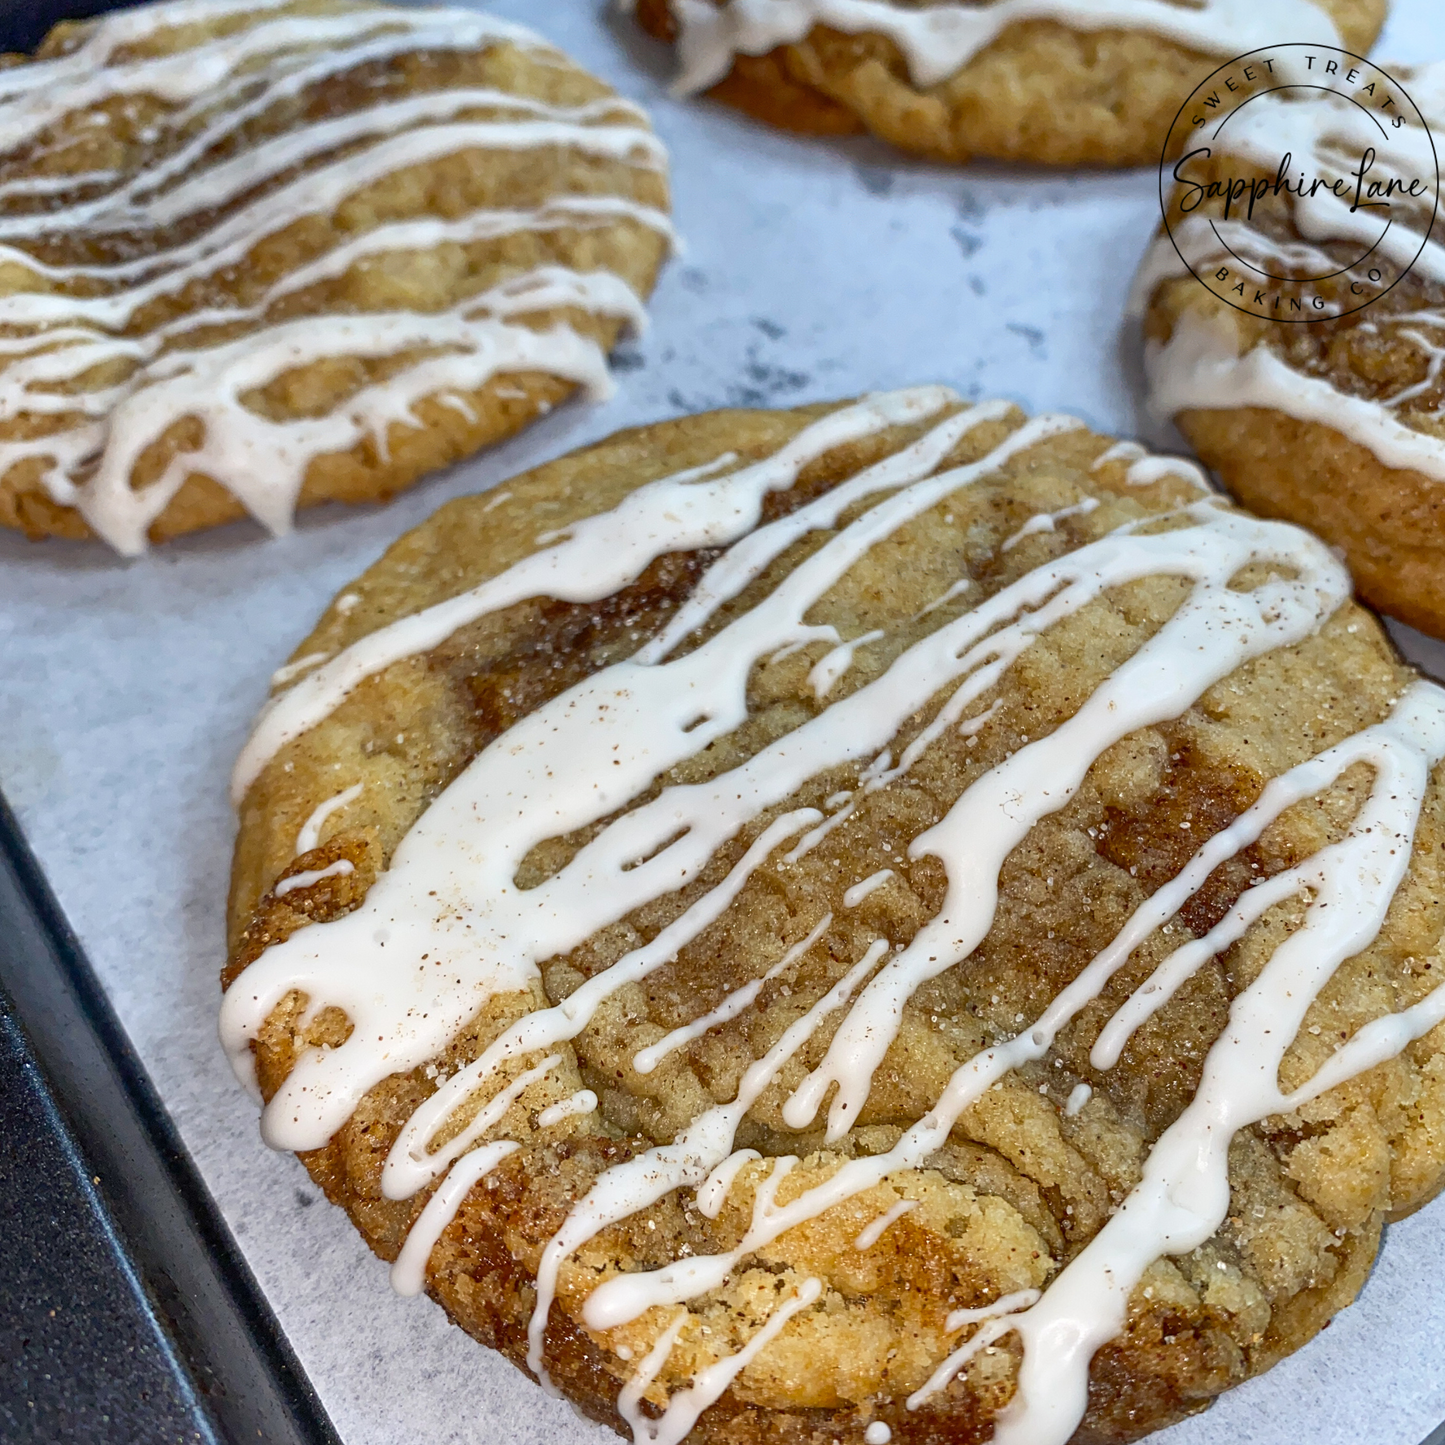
[224,389,1445,1445]
[633,0,1384,166]
[1135,64,1445,639]
[0,0,672,554]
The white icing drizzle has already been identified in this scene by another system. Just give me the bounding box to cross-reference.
[533,941,887,1380]
[864,1423,892,1445]
[1063,1082,1092,1117]
[853,1197,917,1250]
[1137,64,1445,483]
[916,576,972,618]
[1090,441,1146,471]
[988,686,1445,1445]
[0,1,546,151]
[957,699,1001,740]
[1124,455,1210,491]
[584,1152,805,1334]
[293,783,362,856]
[908,1288,1044,1409]
[0,2,672,553]
[225,395,1445,1443]
[572,670,1445,1438]
[389,1139,519,1297]
[274,858,353,896]
[1147,311,1445,484]
[1091,441,1209,492]
[231,387,957,801]
[696,1149,762,1220]
[397,1049,559,1198]
[270,653,330,688]
[948,1292,1043,1344]
[1000,497,1099,550]
[843,868,894,908]
[56,274,637,556]
[535,1089,598,1129]
[1379,314,1445,413]
[227,408,1082,1161]
[808,629,885,698]
[781,500,1350,1142]
[663,0,1339,96]
[617,1278,822,1445]
[632,913,833,1075]
[390,813,827,1198]
[616,1310,690,1439]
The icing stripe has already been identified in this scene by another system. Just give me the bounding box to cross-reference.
[289,780,356,855]
[0,5,551,151]
[908,1289,1042,1408]
[853,1197,917,1250]
[273,858,353,896]
[1000,497,1099,550]
[530,941,887,1381]
[632,912,833,1074]
[1145,313,1445,485]
[617,1279,822,1445]
[270,652,330,689]
[389,1139,519,1297]
[385,812,827,1194]
[535,1089,598,1129]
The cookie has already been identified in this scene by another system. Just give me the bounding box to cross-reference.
[1135,64,1445,639]
[632,0,1384,166]
[0,0,672,554]
[223,388,1445,1445]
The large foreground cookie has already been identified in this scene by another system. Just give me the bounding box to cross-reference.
[1135,64,1445,638]
[633,0,1383,166]
[0,0,671,554]
[225,389,1445,1445]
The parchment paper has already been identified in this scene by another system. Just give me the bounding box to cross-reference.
[1,3,1443,1441]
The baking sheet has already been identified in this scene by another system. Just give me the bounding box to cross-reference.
[1,2,1443,1441]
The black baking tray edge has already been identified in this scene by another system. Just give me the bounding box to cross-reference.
[0,790,340,1445]
[1,0,134,53]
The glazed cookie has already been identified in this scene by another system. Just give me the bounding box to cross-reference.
[1135,65,1445,638]
[0,0,671,554]
[224,388,1445,1445]
[632,0,1384,166]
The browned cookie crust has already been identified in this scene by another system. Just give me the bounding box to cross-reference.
[227,397,1445,1444]
[0,2,669,550]
[633,0,1385,166]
